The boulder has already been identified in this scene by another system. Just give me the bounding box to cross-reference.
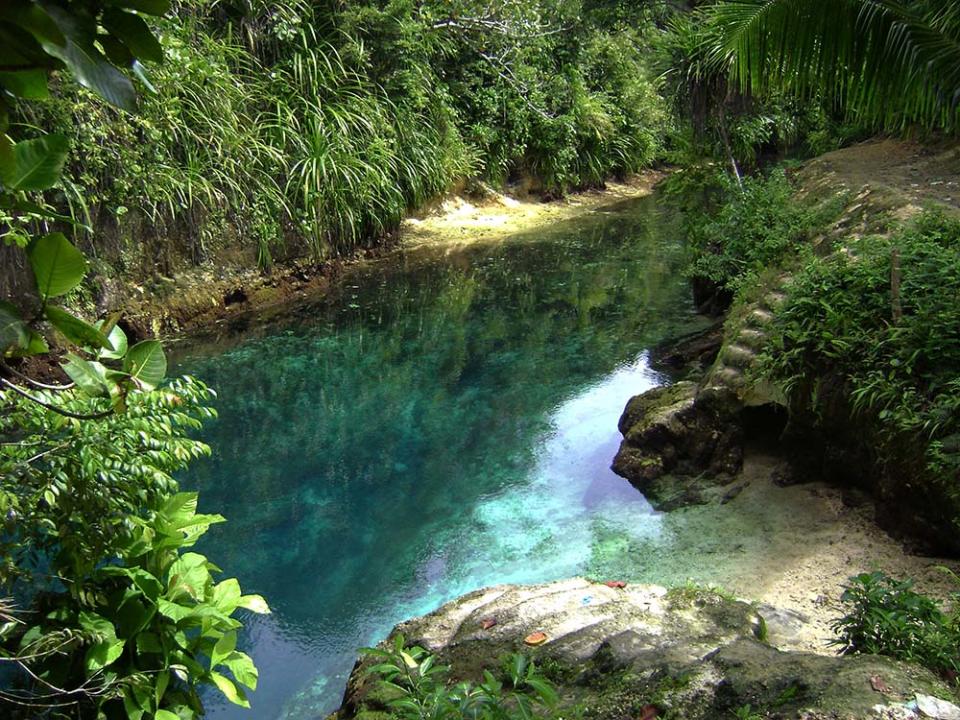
[330,579,953,720]
[612,381,744,509]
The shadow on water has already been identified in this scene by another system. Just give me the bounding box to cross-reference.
[173,193,704,718]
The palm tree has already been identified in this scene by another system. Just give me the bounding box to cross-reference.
[710,0,960,131]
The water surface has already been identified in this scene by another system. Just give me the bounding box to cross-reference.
[176,195,702,718]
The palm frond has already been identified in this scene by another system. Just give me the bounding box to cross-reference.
[710,0,960,130]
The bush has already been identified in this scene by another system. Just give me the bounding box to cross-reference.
[361,636,558,719]
[682,168,837,292]
[0,380,270,718]
[760,211,960,486]
[832,572,959,677]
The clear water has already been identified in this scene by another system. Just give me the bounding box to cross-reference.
[174,195,704,719]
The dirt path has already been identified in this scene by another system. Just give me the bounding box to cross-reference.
[798,137,960,226]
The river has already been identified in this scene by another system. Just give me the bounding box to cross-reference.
[174,192,705,718]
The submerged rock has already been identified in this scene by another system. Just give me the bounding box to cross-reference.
[330,578,952,720]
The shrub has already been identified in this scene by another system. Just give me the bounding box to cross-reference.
[361,635,558,719]
[832,571,959,677]
[683,168,837,292]
[760,211,960,486]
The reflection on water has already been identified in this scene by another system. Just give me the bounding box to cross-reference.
[174,194,700,718]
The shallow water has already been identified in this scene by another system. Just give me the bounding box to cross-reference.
[175,195,703,718]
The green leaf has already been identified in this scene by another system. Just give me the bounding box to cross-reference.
[0,69,49,99]
[210,671,250,708]
[135,632,162,654]
[211,631,236,668]
[237,594,271,615]
[0,301,28,353]
[222,650,258,690]
[102,9,163,63]
[156,710,180,720]
[7,330,48,358]
[45,306,112,350]
[99,323,128,360]
[212,578,242,614]
[166,552,211,602]
[161,492,198,522]
[0,134,68,191]
[124,339,166,389]
[62,353,109,397]
[40,33,136,110]
[27,232,87,299]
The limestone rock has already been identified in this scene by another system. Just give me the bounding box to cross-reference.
[331,579,952,720]
[612,381,744,508]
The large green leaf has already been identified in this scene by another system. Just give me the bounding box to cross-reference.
[0,69,49,99]
[7,329,49,357]
[45,306,112,350]
[38,4,137,112]
[166,552,211,602]
[99,323,128,360]
[237,594,271,615]
[102,9,163,63]
[222,650,259,690]
[27,232,87,299]
[62,353,109,397]
[0,300,28,352]
[85,637,125,673]
[0,134,68,191]
[210,671,250,708]
[124,339,166,389]
[210,631,236,668]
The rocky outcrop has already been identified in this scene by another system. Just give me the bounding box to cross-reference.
[611,382,744,509]
[331,578,954,720]
[612,274,793,509]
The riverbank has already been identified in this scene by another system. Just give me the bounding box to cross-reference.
[116,176,665,341]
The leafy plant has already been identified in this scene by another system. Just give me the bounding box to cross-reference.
[831,572,959,676]
[683,167,841,294]
[760,211,960,490]
[361,635,559,719]
[711,0,960,132]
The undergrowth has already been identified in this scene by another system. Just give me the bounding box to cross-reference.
[833,571,960,680]
[11,0,669,276]
[759,211,960,496]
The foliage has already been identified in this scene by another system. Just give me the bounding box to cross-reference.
[831,572,959,677]
[759,211,960,485]
[361,635,558,719]
[682,168,836,292]
[0,2,269,716]
[652,9,861,174]
[9,0,670,277]
[710,0,960,132]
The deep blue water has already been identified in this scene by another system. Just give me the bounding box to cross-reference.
[174,195,702,718]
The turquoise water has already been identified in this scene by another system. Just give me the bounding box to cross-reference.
[175,195,702,718]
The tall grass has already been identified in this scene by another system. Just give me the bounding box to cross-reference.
[12,0,668,273]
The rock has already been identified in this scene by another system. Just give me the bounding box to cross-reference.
[612,382,744,509]
[331,579,952,720]
[917,694,960,720]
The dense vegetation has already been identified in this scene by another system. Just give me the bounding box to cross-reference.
[3,0,960,716]
[7,0,669,278]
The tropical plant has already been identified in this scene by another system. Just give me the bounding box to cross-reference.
[711,0,960,131]
[0,2,269,716]
[832,571,959,677]
[361,635,559,719]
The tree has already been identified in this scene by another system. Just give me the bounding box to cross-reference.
[711,0,960,132]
